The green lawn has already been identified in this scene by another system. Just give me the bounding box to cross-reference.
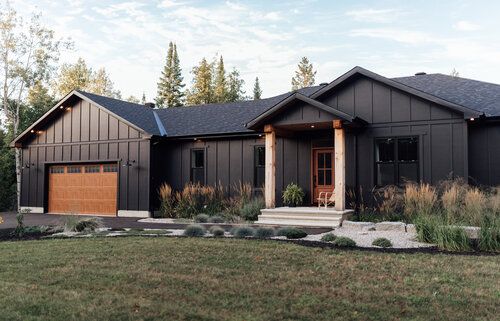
[0,238,498,321]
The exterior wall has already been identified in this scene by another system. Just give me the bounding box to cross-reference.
[19,97,151,213]
[318,76,468,194]
[151,131,338,209]
[468,121,500,186]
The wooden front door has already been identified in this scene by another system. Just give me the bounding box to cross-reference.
[312,148,335,202]
[48,164,118,216]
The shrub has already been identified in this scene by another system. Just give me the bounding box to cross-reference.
[276,227,307,239]
[375,186,404,219]
[240,198,265,221]
[478,216,500,252]
[194,213,209,223]
[208,215,225,223]
[73,218,103,232]
[441,181,466,223]
[333,236,356,247]
[231,226,255,238]
[158,183,175,218]
[13,211,26,237]
[464,188,487,226]
[320,233,336,242]
[433,225,471,252]
[404,183,437,219]
[372,237,393,248]
[209,226,225,237]
[183,224,206,237]
[255,227,275,239]
[414,215,438,243]
[175,183,225,218]
[234,181,252,207]
[282,183,304,207]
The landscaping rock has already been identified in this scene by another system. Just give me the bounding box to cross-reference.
[459,226,480,239]
[406,224,416,234]
[375,221,406,232]
[342,221,376,231]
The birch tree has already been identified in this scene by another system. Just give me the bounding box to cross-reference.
[0,3,70,210]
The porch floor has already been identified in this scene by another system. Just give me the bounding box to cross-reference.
[256,207,353,228]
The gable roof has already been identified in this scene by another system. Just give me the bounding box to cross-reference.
[11,90,160,147]
[76,90,161,135]
[246,92,359,129]
[392,73,500,117]
[311,66,481,118]
[154,86,322,137]
[12,66,500,146]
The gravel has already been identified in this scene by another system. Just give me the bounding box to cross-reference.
[305,227,432,248]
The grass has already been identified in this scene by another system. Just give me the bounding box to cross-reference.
[0,238,498,321]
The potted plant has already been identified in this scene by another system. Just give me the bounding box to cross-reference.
[282,183,305,207]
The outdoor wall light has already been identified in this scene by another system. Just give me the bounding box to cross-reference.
[122,159,136,167]
[22,162,35,169]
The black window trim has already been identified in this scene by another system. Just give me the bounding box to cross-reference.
[374,135,421,187]
[254,145,265,188]
[190,148,206,185]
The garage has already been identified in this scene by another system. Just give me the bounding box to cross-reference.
[48,163,118,216]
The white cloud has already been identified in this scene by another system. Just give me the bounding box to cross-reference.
[158,0,186,9]
[453,20,481,31]
[346,8,403,23]
[349,28,432,45]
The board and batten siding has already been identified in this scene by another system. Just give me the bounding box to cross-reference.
[20,97,151,213]
[152,132,340,208]
[468,122,500,186]
[316,76,468,192]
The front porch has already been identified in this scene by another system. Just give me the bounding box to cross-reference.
[246,93,364,228]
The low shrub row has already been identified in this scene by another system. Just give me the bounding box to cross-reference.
[182,224,308,239]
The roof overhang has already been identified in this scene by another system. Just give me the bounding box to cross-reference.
[246,92,366,130]
[311,66,482,118]
[10,90,149,147]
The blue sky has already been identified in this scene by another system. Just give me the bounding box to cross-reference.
[12,0,500,100]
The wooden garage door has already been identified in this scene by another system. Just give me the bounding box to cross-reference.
[48,164,118,216]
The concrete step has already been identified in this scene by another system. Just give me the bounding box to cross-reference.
[258,214,342,221]
[255,218,341,228]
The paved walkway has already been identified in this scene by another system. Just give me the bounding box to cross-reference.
[0,212,330,234]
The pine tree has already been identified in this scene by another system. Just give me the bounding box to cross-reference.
[186,58,214,105]
[156,42,185,107]
[450,68,459,78]
[253,77,262,100]
[213,55,228,102]
[291,57,316,90]
[226,68,245,102]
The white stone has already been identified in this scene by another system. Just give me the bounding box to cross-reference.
[117,210,150,218]
[375,221,406,232]
[341,220,376,231]
[406,224,416,234]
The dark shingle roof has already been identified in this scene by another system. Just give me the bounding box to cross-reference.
[154,86,322,137]
[77,90,161,135]
[392,74,500,117]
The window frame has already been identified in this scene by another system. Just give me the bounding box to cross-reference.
[254,145,265,188]
[190,148,206,185]
[374,136,420,186]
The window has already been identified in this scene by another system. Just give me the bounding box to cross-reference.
[190,149,205,184]
[50,166,64,174]
[254,146,265,187]
[85,165,100,173]
[67,166,82,174]
[103,164,118,173]
[375,136,419,186]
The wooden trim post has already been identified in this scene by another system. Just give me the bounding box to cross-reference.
[264,125,276,208]
[333,120,346,211]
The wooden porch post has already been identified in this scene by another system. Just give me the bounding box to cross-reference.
[264,125,276,208]
[333,120,346,211]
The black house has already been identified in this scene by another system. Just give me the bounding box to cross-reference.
[11,66,500,217]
